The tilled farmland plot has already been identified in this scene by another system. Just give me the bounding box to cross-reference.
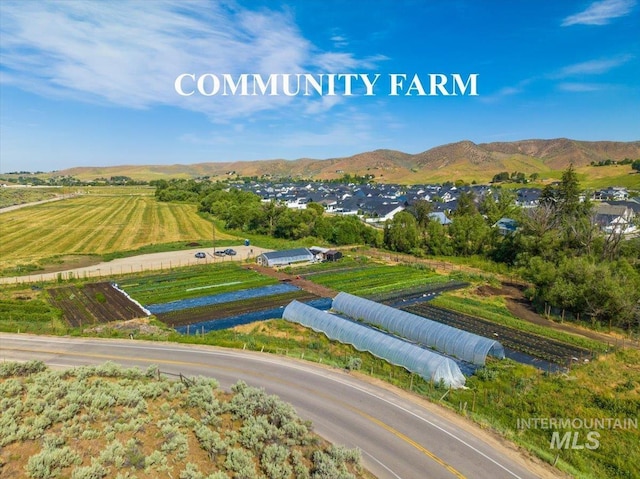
[405,303,593,365]
[48,282,147,327]
[156,290,319,327]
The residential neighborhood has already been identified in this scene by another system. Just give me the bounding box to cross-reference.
[229,179,638,234]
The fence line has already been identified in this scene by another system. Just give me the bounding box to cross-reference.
[5,256,251,285]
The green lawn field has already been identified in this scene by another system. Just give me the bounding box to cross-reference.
[0,193,234,273]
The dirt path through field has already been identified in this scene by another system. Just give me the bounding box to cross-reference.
[0,194,79,214]
[0,246,271,285]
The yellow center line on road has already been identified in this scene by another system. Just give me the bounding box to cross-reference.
[4,345,467,479]
[356,409,467,479]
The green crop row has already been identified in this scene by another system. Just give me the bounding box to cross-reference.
[309,263,446,296]
[0,299,63,334]
[118,263,277,305]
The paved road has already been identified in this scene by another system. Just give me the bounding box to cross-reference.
[0,334,547,479]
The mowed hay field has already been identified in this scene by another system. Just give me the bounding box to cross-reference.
[0,193,234,271]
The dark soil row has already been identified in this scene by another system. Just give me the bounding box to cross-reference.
[157,290,319,327]
[404,303,593,365]
[367,281,469,305]
[48,282,147,327]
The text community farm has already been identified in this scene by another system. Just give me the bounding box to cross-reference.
[174,73,479,97]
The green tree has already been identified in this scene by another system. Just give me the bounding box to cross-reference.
[412,199,433,231]
[423,220,453,255]
[306,202,325,216]
[452,190,477,217]
[330,216,365,245]
[448,214,490,256]
[480,189,518,226]
[383,211,420,253]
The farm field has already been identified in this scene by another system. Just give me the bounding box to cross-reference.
[304,263,449,296]
[0,187,68,208]
[118,263,278,305]
[369,280,469,306]
[405,303,592,365]
[160,290,319,327]
[430,294,608,353]
[47,282,148,328]
[0,193,234,273]
[0,295,63,333]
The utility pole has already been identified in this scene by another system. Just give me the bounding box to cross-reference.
[212,220,216,260]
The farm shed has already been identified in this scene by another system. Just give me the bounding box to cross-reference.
[324,250,342,262]
[283,300,465,388]
[256,248,315,267]
[309,246,342,262]
[332,292,504,366]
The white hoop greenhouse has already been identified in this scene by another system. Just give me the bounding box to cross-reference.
[283,300,466,388]
[332,292,504,366]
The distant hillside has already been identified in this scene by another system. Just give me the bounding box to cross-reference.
[49,138,640,184]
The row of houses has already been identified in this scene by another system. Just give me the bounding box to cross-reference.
[233,179,637,233]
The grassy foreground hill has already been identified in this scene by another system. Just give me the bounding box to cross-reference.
[0,361,365,479]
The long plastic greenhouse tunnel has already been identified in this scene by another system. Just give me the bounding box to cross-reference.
[282,300,466,389]
[332,292,505,366]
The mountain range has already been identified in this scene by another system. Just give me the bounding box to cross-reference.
[53,138,640,184]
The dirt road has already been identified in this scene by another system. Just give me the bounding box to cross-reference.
[0,245,271,285]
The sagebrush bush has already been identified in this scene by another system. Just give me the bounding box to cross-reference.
[261,444,292,479]
[225,447,257,479]
[71,459,108,479]
[194,424,227,461]
[2,362,364,479]
[0,360,46,377]
[99,440,125,468]
[26,445,81,479]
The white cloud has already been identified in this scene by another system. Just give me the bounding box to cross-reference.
[557,82,603,92]
[178,108,380,154]
[0,0,382,120]
[478,79,534,103]
[554,55,633,77]
[330,34,349,48]
[562,0,636,26]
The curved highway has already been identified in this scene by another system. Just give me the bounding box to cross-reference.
[0,333,549,479]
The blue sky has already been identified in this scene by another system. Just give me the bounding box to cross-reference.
[1,0,638,173]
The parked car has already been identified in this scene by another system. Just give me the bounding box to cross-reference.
[194,252,206,259]
[224,248,237,256]
[214,250,226,256]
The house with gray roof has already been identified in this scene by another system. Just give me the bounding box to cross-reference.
[594,203,636,234]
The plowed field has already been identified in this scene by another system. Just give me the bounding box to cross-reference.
[405,303,593,365]
[157,290,319,327]
[48,282,147,327]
